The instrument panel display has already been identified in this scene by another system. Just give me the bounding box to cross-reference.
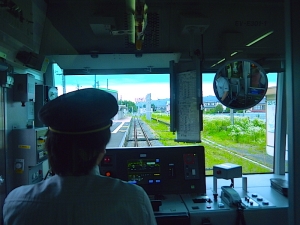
[127,158,161,185]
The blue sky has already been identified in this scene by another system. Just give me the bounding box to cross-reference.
[54,63,277,102]
[62,74,171,101]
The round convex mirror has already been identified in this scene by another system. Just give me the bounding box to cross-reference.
[213,59,268,110]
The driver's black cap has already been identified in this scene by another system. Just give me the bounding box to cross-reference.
[38,88,118,134]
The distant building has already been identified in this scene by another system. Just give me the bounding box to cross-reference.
[202,95,266,113]
[99,88,124,120]
[166,101,170,114]
[203,95,219,111]
[136,98,169,112]
[136,95,266,113]
[250,97,266,112]
[118,105,127,119]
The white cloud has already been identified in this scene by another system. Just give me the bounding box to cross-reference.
[115,83,170,101]
[57,82,217,102]
[55,73,276,102]
[202,83,215,96]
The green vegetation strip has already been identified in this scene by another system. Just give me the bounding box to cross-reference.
[144,114,272,174]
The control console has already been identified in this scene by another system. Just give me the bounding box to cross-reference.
[100,145,288,225]
[100,145,206,225]
[101,145,206,196]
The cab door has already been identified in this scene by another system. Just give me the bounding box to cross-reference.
[0,86,6,224]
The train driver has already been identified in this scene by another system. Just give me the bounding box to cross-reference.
[3,88,157,225]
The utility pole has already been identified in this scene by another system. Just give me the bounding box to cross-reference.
[230,108,234,124]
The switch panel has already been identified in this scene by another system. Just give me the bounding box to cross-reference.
[183,153,200,180]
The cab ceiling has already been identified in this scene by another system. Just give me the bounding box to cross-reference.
[42,0,285,74]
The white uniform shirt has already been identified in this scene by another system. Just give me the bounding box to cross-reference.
[3,167,157,225]
[216,76,229,99]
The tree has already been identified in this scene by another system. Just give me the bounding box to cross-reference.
[215,104,224,113]
[224,107,230,113]
[118,100,138,112]
[151,103,156,111]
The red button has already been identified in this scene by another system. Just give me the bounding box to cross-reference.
[104,156,111,163]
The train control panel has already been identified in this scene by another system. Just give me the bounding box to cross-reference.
[100,145,289,225]
[101,146,206,196]
[101,145,206,225]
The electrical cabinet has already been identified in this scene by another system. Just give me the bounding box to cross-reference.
[11,127,48,189]
[13,73,35,104]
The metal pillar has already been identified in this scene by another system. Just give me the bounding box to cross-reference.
[285,0,300,224]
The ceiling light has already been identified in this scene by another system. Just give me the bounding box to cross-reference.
[217,58,225,64]
[246,31,274,47]
[230,52,238,57]
[211,58,225,68]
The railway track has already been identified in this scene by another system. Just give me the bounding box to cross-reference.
[202,138,273,171]
[133,117,152,147]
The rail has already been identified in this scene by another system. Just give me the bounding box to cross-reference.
[134,116,152,147]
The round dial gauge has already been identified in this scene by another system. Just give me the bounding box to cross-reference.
[48,87,58,101]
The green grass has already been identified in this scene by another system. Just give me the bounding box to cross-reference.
[144,114,272,174]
